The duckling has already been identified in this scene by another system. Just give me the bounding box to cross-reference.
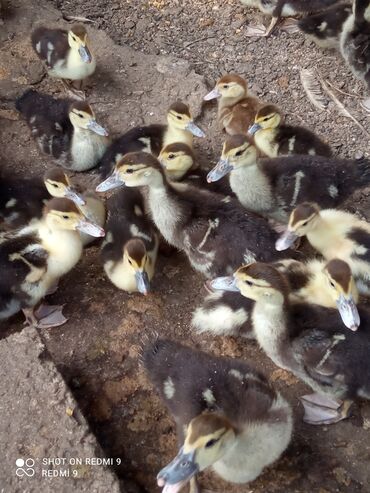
[207,135,370,223]
[31,24,95,94]
[204,74,262,135]
[231,262,370,424]
[16,89,109,171]
[340,0,370,112]
[240,0,340,36]
[44,168,106,246]
[248,105,332,158]
[96,152,296,279]
[193,258,361,336]
[143,338,293,493]
[158,143,233,196]
[0,198,104,328]
[298,3,352,49]
[276,202,370,295]
[101,188,158,294]
[99,102,205,178]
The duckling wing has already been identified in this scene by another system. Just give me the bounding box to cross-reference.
[31,27,69,69]
[274,125,332,157]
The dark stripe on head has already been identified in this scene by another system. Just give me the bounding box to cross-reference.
[256,104,280,118]
[70,24,87,38]
[188,413,231,444]
[125,238,146,263]
[326,259,351,292]
[162,142,194,157]
[69,101,93,115]
[224,134,251,153]
[44,168,69,185]
[218,74,247,89]
[44,197,80,214]
[237,262,290,296]
[290,202,320,227]
[169,101,191,117]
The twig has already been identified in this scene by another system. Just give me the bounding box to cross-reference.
[181,36,216,51]
[63,15,95,24]
[325,79,362,99]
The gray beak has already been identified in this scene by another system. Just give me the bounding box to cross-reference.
[87,119,109,137]
[135,270,150,295]
[64,187,86,206]
[157,447,198,493]
[248,123,262,136]
[185,121,206,138]
[210,276,240,292]
[336,294,360,331]
[207,159,233,182]
[79,45,92,63]
[76,219,105,237]
[96,172,124,192]
[204,88,221,101]
[275,230,298,251]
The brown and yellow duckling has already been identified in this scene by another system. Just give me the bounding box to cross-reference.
[193,258,361,336]
[101,188,158,295]
[277,202,370,295]
[229,262,370,425]
[143,338,292,493]
[207,134,370,223]
[16,90,109,171]
[31,24,95,95]
[0,198,104,328]
[99,102,205,178]
[248,105,332,157]
[204,74,263,135]
[96,152,296,279]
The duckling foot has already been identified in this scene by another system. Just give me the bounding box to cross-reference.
[245,16,279,37]
[279,18,300,34]
[23,304,67,329]
[300,393,352,425]
[61,79,86,101]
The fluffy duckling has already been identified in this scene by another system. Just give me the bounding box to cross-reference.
[16,90,109,171]
[96,152,295,278]
[99,102,205,178]
[44,168,106,246]
[159,143,232,196]
[101,188,158,294]
[230,262,370,424]
[204,74,262,135]
[240,0,340,36]
[277,202,370,295]
[193,258,361,336]
[298,3,352,49]
[248,105,332,158]
[143,338,292,493]
[340,0,370,112]
[0,198,104,328]
[31,24,95,94]
[207,135,370,223]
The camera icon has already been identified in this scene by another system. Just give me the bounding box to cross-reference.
[15,458,35,478]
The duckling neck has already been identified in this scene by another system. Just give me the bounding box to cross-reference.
[305,216,338,258]
[252,297,299,372]
[70,127,108,171]
[254,129,279,157]
[163,124,193,148]
[218,94,245,114]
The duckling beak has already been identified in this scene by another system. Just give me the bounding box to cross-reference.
[275,230,298,251]
[248,123,262,136]
[64,187,86,206]
[157,447,198,493]
[76,219,105,237]
[96,172,124,192]
[207,159,233,182]
[204,88,221,100]
[87,119,109,137]
[209,275,239,292]
[78,45,92,63]
[336,294,360,331]
[135,270,150,295]
[185,121,206,138]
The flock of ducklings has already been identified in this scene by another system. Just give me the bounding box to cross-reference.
[1,1,370,491]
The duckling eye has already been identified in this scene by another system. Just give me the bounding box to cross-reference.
[330,281,335,288]
[176,115,182,120]
[245,280,253,287]
[235,150,243,157]
[301,221,308,226]
[223,85,228,89]
[126,168,134,174]
[168,154,175,160]
[78,113,84,119]
[205,438,219,448]
[264,117,270,121]
[128,259,133,265]
[52,184,59,188]
[62,215,69,220]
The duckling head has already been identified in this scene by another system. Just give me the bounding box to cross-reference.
[157,413,236,493]
[204,74,247,101]
[96,152,164,192]
[124,239,150,295]
[44,197,105,237]
[158,143,196,179]
[233,262,290,304]
[207,134,257,182]
[248,105,282,135]
[166,102,205,137]
[275,202,320,251]
[68,101,108,136]
[44,168,86,206]
[68,24,92,63]
[324,259,360,331]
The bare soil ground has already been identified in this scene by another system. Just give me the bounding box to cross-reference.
[1,1,370,492]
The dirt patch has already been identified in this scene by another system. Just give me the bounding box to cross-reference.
[1,0,370,492]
